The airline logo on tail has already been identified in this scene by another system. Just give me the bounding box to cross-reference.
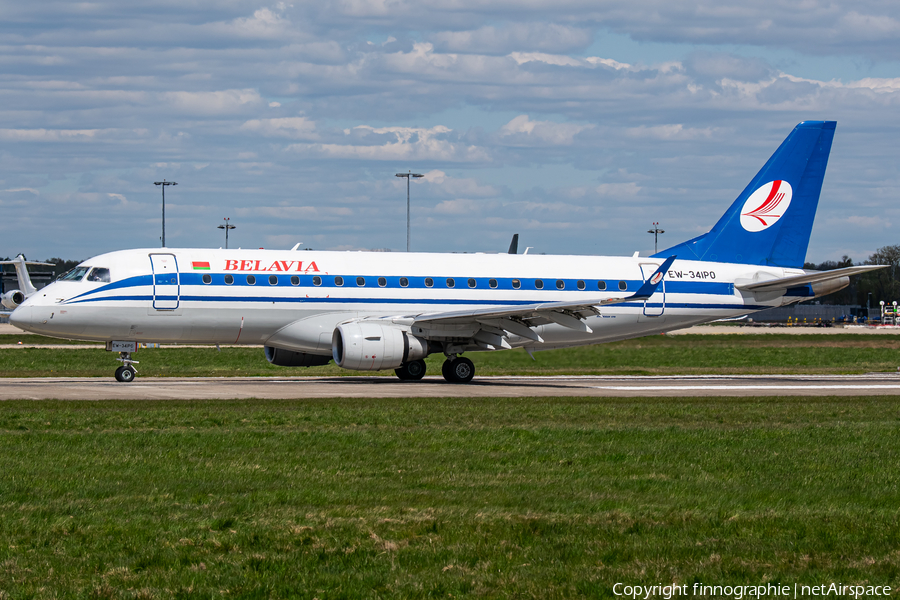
[740,180,792,232]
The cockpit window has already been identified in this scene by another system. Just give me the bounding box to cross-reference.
[58,266,90,281]
[87,267,111,283]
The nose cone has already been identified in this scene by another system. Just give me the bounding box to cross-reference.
[9,305,33,331]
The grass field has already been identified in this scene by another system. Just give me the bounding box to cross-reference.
[2,333,900,378]
[1,396,899,598]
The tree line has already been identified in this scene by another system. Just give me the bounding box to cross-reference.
[803,244,900,307]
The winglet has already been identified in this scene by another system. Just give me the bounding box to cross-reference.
[631,255,676,300]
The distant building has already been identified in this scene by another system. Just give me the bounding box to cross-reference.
[750,304,866,323]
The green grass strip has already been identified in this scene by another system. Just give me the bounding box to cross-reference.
[0,396,899,597]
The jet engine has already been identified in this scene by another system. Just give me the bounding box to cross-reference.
[332,321,430,371]
[264,346,332,367]
[810,277,849,299]
[1,290,25,310]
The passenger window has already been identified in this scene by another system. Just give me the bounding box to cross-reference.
[247,275,256,285]
[577,280,585,290]
[292,276,301,286]
[556,280,564,290]
[467,278,476,288]
[400,277,409,287]
[618,281,627,291]
[312,276,321,286]
[378,277,387,287]
[268,275,278,285]
[535,279,544,290]
[202,274,212,285]
[425,278,434,288]
[446,278,455,288]
[357,277,366,287]
[87,268,111,283]
[335,276,344,287]
[598,280,607,291]
[512,279,521,289]
[224,274,234,285]
[489,279,498,289]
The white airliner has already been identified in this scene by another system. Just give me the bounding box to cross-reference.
[10,121,884,383]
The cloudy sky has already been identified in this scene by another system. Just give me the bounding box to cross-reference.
[2,1,899,263]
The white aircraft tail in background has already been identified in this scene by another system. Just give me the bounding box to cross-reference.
[0,255,55,310]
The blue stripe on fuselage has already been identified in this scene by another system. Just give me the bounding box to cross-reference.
[61,272,738,307]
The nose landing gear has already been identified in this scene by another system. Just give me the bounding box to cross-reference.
[113,348,139,382]
[115,363,137,383]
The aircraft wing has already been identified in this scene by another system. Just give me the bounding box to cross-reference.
[412,256,675,339]
[736,265,886,293]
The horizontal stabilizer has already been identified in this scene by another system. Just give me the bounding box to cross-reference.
[736,265,886,293]
[0,260,55,266]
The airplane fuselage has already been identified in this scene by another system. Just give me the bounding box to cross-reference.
[12,247,811,353]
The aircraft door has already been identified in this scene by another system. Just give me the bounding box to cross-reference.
[150,253,180,310]
[639,263,665,317]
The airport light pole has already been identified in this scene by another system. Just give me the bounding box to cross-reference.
[647,222,664,254]
[395,170,424,252]
[154,179,177,247]
[217,217,236,249]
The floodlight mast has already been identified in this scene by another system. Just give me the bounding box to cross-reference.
[647,222,665,254]
[395,170,424,252]
[154,179,177,247]
[217,217,236,249]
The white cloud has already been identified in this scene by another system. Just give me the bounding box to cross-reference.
[431,23,592,54]
[625,124,716,140]
[509,52,583,67]
[421,170,500,197]
[433,198,485,215]
[288,125,491,162]
[240,117,318,139]
[498,115,592,146]
[584,56,633,70]
[160,89,263,115]
[595,182,642,197]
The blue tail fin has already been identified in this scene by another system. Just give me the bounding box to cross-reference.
[654,121,836,268]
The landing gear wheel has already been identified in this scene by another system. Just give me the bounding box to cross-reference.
[115,365,136,383]
[442,356,475,383]
[442,359,454,381]
[395,359,427,381]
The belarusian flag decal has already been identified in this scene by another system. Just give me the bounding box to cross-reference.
[192,261,210,270]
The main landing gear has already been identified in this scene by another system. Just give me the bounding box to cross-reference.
[114,351,139,383]
[442,356,475,384]
[393,356,476,383]
[395,359,427,381]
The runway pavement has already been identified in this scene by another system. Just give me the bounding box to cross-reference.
[4,373,900,400]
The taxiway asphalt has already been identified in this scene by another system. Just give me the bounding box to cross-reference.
[4,373,900,400]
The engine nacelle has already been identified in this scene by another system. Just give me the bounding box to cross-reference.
[332,321,430,371]
[811,277,849,299]
[264,346,332,367]
[1,290,25,310]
